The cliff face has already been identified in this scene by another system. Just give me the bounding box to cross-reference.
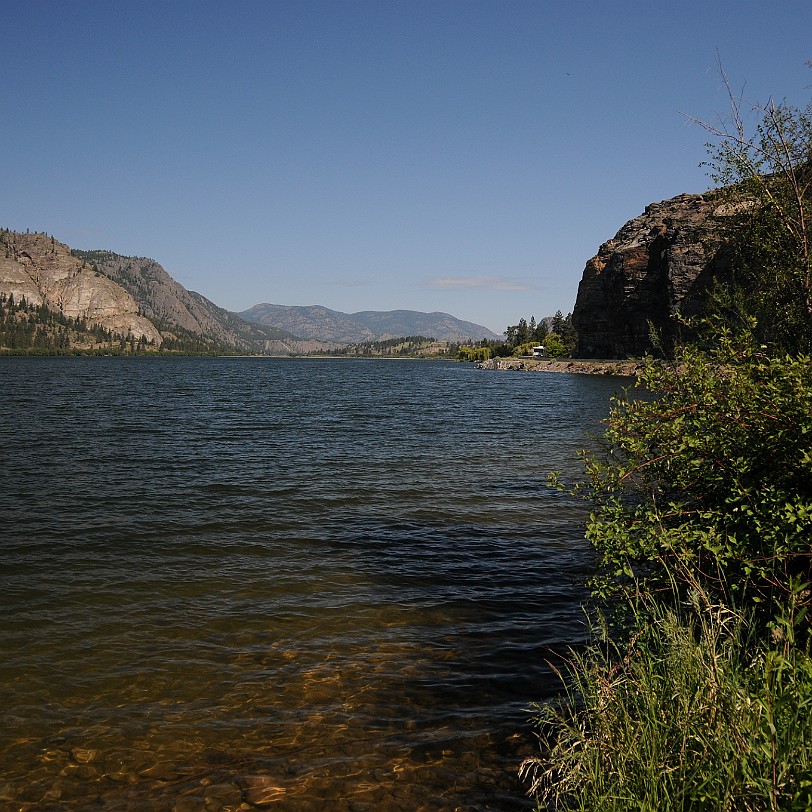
[572,193,729,358]
[0,232,163,344]
[0,231,296,352]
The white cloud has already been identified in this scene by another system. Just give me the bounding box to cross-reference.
[423,275,539,292]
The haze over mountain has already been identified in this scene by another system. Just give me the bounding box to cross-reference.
[238,303,500,344]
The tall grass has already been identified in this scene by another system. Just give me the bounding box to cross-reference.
[521,587,812,811]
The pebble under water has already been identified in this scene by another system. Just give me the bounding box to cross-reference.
[0,356,628,810]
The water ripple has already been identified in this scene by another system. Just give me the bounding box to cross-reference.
[0,356,625,810]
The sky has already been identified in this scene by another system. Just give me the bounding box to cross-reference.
[2,1,811,335]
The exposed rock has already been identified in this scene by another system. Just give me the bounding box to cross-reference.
[75,250,298,351]
[572,193,730,358]
[0,231,306,352]
[0,232,162,344]
[475,357,643,376]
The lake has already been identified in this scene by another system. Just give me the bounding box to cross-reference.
[0,357,629,811]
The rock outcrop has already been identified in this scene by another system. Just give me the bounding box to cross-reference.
[0,232,163,344]
[74,250,297,351]
[0,231,297,352]
[572,193,730,358]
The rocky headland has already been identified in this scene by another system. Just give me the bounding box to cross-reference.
[0,232,163,345]
[572,192,730,358]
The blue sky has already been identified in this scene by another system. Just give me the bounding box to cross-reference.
[2,1,810,334]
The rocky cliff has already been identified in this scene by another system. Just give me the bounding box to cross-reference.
[0,231,163,344]
[572,193,730,358]
[0,231,297,352]
[73,249,297,351]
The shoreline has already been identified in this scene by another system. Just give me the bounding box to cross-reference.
[476,357,644,376]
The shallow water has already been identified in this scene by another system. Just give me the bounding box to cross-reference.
[0,357,628,810]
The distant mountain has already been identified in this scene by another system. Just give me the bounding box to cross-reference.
[238,303,500,343]
[0,230,310,353]
[73,249,302,352]
[0,229,498,354]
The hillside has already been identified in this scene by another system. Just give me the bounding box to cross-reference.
[71,249,301,352]
[0,230,310,353]
[238,303,500,343]
[1,229,500,354]
[0,231,163,345]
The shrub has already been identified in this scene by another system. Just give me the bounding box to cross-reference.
[569,331,812,623]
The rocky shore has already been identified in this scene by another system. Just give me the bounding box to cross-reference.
[475,357,643,376]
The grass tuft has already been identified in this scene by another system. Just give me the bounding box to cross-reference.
[522,589,812,811]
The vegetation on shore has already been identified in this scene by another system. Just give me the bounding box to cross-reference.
[0,292,233,355]
[457,310,578,362]
[312,335,455,358]
[522,77,812,810]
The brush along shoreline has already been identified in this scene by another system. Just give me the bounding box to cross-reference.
[475,357,643,376]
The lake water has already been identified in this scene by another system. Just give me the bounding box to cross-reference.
[0,357,628,811]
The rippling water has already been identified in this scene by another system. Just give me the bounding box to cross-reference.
[0,357,628,811]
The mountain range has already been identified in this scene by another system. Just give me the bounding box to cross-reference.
[238,303,500,343]
[0,230,498,352]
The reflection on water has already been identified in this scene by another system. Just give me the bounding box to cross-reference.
[0,357,628,810]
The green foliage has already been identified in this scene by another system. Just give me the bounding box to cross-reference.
[488,313,574,361]
[522,585,812,811]
[530,334,812,809]
[457,344,492,362]
[700,75,812,354]
[550,311,578,356]
[575,331,812,617]
[505,314,555,349]
[0,292,230,355]
[543,333,568,358]
[0,293,78,350]
[514,341,537,356]
[323,335,442,357]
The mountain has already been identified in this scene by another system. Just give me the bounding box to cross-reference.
[0,230,305,353]
[237,303,501,343]
[572,192,730,358]
[1,231,163,345]
[1,228,499,353]
[73,249,302,352]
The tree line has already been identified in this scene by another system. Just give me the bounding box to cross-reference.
[0,293,227,355]
[457,309,577,362]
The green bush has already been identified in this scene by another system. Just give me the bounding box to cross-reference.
[529,333,812,810]
[567,331,812,621]
[525,76,812,810]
